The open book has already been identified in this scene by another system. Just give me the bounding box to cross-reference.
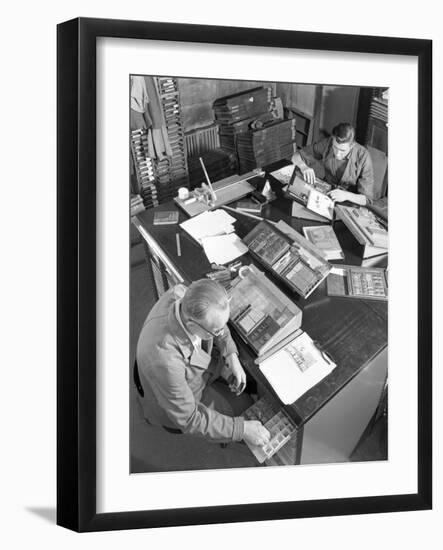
[286,171,334,221]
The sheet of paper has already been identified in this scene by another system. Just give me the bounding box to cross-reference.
[259,332,336,404]
[306,189,335,220]
[269,164,295,185]
[201,233,248,265]
[179,209,236,243]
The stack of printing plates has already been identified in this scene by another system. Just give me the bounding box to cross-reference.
[130,129,159,209]
[214,87,273,153]
[369,97,388,123]
[187,149,237,189]
[218,111,275,153]
[156,77,189,201]
[236,118,296,172]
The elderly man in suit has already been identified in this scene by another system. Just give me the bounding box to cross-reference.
[135,278,270,447]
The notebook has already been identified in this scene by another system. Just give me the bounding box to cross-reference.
[153,210,179,225]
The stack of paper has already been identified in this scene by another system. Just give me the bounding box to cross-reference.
[201,234,248,265]
[179,209,236,244]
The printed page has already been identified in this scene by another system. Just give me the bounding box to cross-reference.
[260,332,336,404]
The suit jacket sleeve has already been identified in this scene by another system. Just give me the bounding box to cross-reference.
[214,325,238,358]
[147,346,244,442]
[356,148,375,201]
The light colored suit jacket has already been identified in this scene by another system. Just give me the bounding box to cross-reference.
[136,285,244,441]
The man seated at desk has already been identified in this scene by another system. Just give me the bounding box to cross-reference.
[136,279,271,447]
[291,122,375,206]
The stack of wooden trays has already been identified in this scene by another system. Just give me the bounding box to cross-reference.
[157,77,189,201]
[236,118,296,172]
[130,129,159,209]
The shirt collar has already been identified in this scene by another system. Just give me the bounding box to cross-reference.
[166,300,194,358]
[174,300,200,349]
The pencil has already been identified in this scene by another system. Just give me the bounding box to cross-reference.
[176,233,182,257]
[221,205,278,226]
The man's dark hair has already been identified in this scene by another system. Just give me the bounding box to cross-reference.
[332,122,355,144]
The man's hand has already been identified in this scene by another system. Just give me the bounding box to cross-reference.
[301,167,316,185]
[328,189,367,206]
[225,354,246,395]
[328,189,350,203]
[243,420,271,447]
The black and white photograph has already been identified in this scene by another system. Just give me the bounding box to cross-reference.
[129,76,389,474]
[1,0,439,542]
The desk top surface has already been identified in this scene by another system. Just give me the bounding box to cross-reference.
[135,172,388,425]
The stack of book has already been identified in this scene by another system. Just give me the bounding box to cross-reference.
[236,118,296,172]
[130,129,159,209]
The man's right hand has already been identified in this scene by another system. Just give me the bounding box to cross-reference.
[301,167,316,185]
[243,420,271,447]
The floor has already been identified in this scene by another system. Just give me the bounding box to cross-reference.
[129,240,388,474]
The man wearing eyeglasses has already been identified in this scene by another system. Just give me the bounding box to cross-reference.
[291,122,375,206]
[136,279,271,447]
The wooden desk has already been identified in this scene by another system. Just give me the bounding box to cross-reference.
[133,174,388,465]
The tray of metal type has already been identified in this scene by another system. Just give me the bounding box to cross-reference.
[243,397,297,464]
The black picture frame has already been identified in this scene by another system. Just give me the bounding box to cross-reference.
[57,17,432,532]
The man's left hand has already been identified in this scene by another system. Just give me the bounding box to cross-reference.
[225,354,247,395]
